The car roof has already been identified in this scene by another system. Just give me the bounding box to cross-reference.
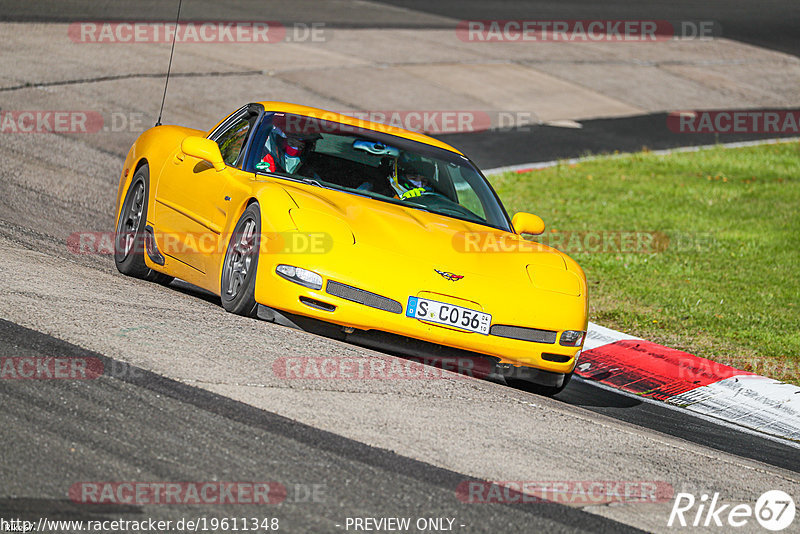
[255,101,465,156]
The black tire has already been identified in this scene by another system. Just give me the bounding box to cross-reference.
[220,204,261,317]
[114,164,174,285]
[507,371,574,397]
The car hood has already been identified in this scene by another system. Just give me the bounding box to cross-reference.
[279,182,578,289]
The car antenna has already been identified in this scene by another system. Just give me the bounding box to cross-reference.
[155,0,183,127]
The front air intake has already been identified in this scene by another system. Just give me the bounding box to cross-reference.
[541,353,572,363]
[326,281,403,314]
[299,296,337,312]
[489,324,557,344]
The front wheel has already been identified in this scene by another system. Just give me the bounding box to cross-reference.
[507,371,573,397]
[221,204,261,317]
[114,165,174,285]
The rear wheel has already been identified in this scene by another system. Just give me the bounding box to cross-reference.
[221,204,261,317]
[114,165,174,285]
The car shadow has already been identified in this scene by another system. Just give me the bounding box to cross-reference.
[160,278,642,409]
[163,278,221,306]
[550,379,643,408]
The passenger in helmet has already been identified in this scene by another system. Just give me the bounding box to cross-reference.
[256,125,315,175]
[282,134,309,174]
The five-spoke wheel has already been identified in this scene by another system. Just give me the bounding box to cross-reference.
[221,203,261,316]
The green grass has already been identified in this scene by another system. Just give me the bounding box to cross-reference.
[490,142,800,383]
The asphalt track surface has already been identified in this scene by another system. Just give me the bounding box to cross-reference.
[1,2,799,532]
[558,381,800,474]
[3,0,798,170]
[3,0,799,59]
[375,0,800,58]
[0,319,641,532]
[441,112,800,171]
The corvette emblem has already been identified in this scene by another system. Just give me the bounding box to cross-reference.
[435,269,464,282]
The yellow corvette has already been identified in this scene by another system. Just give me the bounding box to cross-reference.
[114,102,587,395]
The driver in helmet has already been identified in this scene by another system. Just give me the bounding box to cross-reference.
[392,159,434,199]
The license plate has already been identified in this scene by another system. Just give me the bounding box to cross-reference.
[406,296,491,335]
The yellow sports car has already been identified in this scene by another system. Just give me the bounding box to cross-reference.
[114,102,587,395]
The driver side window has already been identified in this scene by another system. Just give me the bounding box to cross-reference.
[215,113,257,168]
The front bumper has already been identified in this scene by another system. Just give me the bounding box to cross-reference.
[254,257,584,376]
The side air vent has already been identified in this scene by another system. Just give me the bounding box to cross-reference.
[326,281,403,314]
[144,225,165,266]
[489,324,557,344]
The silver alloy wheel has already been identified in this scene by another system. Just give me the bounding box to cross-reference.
[120,181,145,259]
[224,218,256,298]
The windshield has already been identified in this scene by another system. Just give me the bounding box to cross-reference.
[245,112,512,231]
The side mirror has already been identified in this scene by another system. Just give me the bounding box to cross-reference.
[181,136,226,171]
[512,212,545,236]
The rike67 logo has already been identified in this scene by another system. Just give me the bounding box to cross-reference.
[669,490,795,531]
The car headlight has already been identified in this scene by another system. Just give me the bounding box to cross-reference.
[276,264,323,290]
[559,330,585,347]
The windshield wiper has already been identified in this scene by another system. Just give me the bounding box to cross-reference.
[254,172,329,189]
[301,178,326,188]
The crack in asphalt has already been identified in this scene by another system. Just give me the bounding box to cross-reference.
[0,69,264,92]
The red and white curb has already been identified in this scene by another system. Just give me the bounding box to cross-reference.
[482,139,800,443]
[580,322,800,442]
